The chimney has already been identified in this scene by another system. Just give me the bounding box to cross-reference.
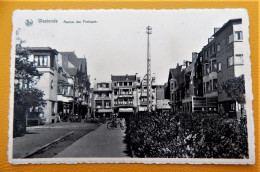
[208,37,214,43]
[214,27,220,33]
[192,52,198,63]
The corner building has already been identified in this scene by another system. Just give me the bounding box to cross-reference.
[213,19,245,117]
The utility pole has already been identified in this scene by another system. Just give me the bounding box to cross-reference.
[146,26,152,113]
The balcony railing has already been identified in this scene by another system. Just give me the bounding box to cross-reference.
[140,101,147,106]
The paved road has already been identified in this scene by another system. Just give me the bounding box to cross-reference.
[55,121,129,158]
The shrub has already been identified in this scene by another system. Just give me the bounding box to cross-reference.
[126,112,248,158]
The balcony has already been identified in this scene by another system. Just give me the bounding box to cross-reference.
[114,102,134,107]
[140,101,147,106]
[118,94,133,98]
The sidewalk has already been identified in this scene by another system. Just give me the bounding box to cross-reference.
[13,122,98,158]
[55,121,129,158]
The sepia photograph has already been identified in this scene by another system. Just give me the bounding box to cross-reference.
[9,9,254,164]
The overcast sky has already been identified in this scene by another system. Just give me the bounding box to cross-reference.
[13,9,248,85]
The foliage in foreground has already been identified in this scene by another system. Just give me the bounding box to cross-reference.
[14,30,46,136]
[126,112,248,158]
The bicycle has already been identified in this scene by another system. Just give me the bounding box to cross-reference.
[107,119,125,130]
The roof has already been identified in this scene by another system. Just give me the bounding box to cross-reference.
[26,47,59,54]
[111,75,136,81]
[60,51,87,76]
[65,68,77,76]
[213,18,242,37]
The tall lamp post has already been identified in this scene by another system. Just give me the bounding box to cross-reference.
[146,26,152,113]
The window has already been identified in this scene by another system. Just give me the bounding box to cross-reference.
[124,82,127,86]
[114,99,118,105]
[209,47,212,55]
[206,82,210,92]
[234,54,244,65]
[34,55,48,66]
[218,63,222,72]
[217,44,220,52]
[213,79,217,90]
[118,99,123,105]
[212,60,217,71]
[119,82,123,86]
[226,34,234,45]
[209,80,212,91]
[95,100,102,107]
[213,45,217,53]
[206,64,209,74]
[234,31,243,41]
[228,56,234,67]
[129,82,132,86]
[105,101,111,107]
[114,82,117,87]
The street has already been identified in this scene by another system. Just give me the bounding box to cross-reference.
[13,122,99,158]
[55,121,129,158]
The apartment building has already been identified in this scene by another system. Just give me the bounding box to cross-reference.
[214,19,245,117]
[111,74,138,117]
[92,81,113,118]
[166,18,245,117]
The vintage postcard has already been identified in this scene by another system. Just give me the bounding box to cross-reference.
[9,9,254,164]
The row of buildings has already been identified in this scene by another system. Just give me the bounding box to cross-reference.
[91,74,170,118]
[165,18,246,118]
[22,47,170,124]
[24,47,91,124]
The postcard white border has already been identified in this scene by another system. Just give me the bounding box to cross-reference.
[8,9,255,165]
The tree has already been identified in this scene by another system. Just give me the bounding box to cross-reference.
[14,29,46,136]
[219,75,245,117]
[220,75,245,103]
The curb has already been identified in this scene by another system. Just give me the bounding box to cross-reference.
[22,131,74,158]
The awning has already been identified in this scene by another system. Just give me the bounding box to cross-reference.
[98,109,113,113]
[119,108,134,113]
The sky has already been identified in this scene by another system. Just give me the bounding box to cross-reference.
[13,9,248,85]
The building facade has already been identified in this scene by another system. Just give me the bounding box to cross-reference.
[27,47,59,123]
[58,52,91,120]
[92,81,113,118]
[213,19,245,117]
[111,75,138,117]
[136,75,157,113]
[166,18,245,117]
